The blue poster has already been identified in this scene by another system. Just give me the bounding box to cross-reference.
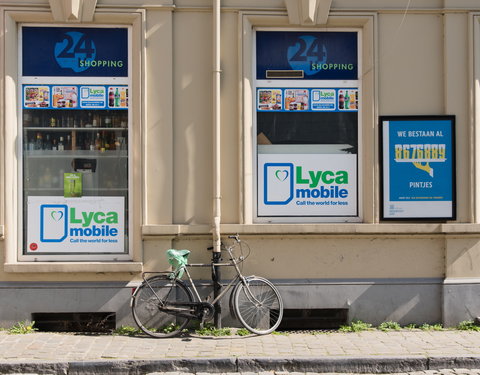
[381,117,456,219]
[256,31,358,80]
[22,27,128,77]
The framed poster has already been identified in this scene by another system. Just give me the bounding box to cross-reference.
[380,116,456,220]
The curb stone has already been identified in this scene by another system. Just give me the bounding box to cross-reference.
[0,361,68,375]
[428,356,480,370]
[68,359,237,375]
[1,356,480,375]
[0,356,480,375]
[236,357,429,373]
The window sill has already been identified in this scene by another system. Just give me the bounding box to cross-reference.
[142,223,480,237]
[4,262,143,273]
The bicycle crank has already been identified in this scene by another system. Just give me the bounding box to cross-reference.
[195,302,215,321]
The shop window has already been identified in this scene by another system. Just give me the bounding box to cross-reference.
[19,25,131,261]
[255,30,361,222]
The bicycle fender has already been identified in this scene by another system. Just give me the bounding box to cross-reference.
[229,282,241,320]
[130,276,188,307]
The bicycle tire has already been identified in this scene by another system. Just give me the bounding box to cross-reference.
[131,276,193,338]
[233,276,283,335]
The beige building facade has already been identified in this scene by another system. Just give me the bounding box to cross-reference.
[1,0,480,329]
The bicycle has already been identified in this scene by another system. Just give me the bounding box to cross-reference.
[131,235,284,338]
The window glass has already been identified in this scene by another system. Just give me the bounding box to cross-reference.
[20,26,130,259]
[255,31,360,221]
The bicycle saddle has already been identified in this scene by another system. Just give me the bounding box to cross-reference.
[166,249,190,278]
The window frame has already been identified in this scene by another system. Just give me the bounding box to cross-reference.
[17,24,133,262]
[2,10,144,270]
[252,27,363,223]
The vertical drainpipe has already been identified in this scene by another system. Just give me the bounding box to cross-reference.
[212,0,222,328]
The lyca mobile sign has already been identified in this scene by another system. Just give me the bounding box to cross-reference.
[27,197,125,254]
[258,154,357,216]
[22,27,128,77]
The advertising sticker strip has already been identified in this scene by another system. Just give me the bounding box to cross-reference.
[24,86,50,108]
[257,88,358,112]
[27,196,125,253]
[23,84,128,110]
[381,116,456,220]
[258,154,357,217]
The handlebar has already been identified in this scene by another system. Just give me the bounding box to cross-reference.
[207,234,241,251]
[228,234,241,243]
[201,234,249,265]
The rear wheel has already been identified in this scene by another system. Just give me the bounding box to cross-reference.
[233,276,283,335]
[132,276,193,338]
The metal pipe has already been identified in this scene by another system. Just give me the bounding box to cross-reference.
[212,0,221,253]
[212,0,222,328]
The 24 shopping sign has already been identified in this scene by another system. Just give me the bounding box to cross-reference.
[27,196,124,253]
[258,154,357,216]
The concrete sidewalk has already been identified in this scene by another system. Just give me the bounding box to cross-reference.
[1,330,480,374]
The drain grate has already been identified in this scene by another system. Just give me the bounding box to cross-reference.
[32,312,116,332]
[278,308,348,330]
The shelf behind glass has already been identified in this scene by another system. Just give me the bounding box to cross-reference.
[24,150,127,158]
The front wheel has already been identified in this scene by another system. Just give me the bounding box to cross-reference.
[233,276,283,335]
[131,276,193,338]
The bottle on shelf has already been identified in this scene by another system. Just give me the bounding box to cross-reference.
[349,91,356,109]
[120,90,126,107]
[100,131,106,152]
[66,134,72,150]
[58,136,65,151]
[338,90,345,110]
[84,136,93,151]
[109,88,115,107]
[27,136,35,151]
[43,134,52,150]
[114,88,120,107]
[95,132,102,150]
[344,91,350,110]
[34,132,43,150]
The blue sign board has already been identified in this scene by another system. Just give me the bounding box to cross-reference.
[381,116,456,220]
[22,27,128,77]
[256,31,358,80]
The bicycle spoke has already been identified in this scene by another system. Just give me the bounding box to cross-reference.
[234,277,283,335]
[132,277,193,338]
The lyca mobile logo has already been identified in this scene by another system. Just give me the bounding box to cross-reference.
[264,163,349,205]
[40,205,68,242]
[40,204,119,243]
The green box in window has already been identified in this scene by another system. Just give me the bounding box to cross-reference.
[64,173,82,197]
